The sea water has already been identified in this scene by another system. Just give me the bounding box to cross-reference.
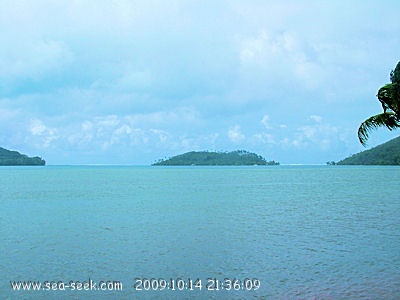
[1,165,399,299]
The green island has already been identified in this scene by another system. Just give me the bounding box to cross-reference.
[0,147,46,166]
[336,136,400,165]
[152,150,279,166]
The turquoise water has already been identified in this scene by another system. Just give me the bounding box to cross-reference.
[1,165,400,299]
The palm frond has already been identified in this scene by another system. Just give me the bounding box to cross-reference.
[358,112,400,146]
[378,84,400,114]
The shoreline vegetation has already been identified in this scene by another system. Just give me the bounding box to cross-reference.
[152,150,279,166]
[333,136,400,165]
[3,134,400,166]
[0,147,45,166]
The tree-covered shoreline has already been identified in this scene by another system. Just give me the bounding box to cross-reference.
[152,150,279,166]
[0,147,45,166]
[337,136,400,165]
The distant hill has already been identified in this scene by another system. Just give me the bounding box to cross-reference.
[337,136,400,165]
[0,147,45,166]
[152,150,279,166]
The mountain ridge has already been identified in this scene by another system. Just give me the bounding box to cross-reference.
[337,136,400,165]
[0,147,46,166]
[152,150,279,166]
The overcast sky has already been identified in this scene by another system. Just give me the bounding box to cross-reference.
[1,0,399,165]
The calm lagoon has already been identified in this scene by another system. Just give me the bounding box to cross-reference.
[1,165,399,299]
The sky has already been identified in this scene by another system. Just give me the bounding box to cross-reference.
[1,0,399,165]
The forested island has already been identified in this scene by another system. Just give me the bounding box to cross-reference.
[0,147,45,166]
[152,150,279,166]
[337,136,400,165]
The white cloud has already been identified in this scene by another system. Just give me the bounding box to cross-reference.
[261,114,271,129]
[309,115,323,123]
[28,119,58,148]
[254,132,276,144]
[30,119,47,135]
[240,31,300,65]
[0,1,398,164]
[228,125,245,144]
[149,129,170,144]
[291,122,340,150]
[31,108,203,154]
[96,115,121,129]
[115,124,132,136]
[238,30,323,90]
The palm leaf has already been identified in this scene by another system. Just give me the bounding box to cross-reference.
[358,112,400,146]
[378,83,400,114]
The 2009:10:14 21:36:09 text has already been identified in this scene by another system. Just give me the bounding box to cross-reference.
[133,277,261,291]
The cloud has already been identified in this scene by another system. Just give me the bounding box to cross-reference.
[0,40,73,85]
[291,122,340,151]
[238,30,323,90]
[254,132,276,145]
[0,1,399,164]
[309,115,323,123]
[228,125,245,144]
[28,119,58,148]
[65,114,170,149]
[20,107,204,155]
[261,115,271,129]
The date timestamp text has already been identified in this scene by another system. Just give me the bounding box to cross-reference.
[134,278,260,291]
